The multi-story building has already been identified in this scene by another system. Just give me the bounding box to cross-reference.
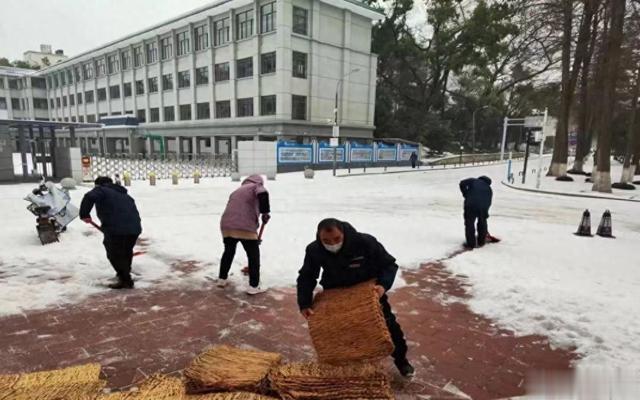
[23,45,68,68]
[0,66,49,121]
[36,0,383,154]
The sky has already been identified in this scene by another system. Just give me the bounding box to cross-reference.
[0,0,427,62]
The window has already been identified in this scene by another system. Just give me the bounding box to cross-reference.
[9,79,19,89]
[83,63,94,80]
[177,31,190,56]
[162,74,173,90]
[164,106,175,121]
[79,116,85,122]
[34,98,49,109]
[74,67,81,81]
[214,62,229,81]
[0,97,7,110]
[261,3,276,33]
[149,107,160,122]
[87,115,96,123]
[60,72,66,86]
[97,88,107,101]
[69,94,75,106]
[31,77,46,89]
[136,80,145,95]
[107,54,119,74]
[260,95,276,116]
[292,51,307,78]
[196,67,209,85]
[161,37,173,60]
[12,98,21,110]
[49,98,54,109]
[178,71,190,88]
[197,102,210,119]
[133,46,143,67]
[109,85,120,99]
[137,109,146,122]
[124,82,132,97]
[214,18,230,46]
[215,100,230,118]
[71,116,77,122]
[52,75,58,88]
[146,42,158,64]
[237,57,253,78]
[179,104,192,120]
[236,9,254,40]
[292,95,307,120]
[77,92,83,104]
[55,97,60,107]
[293,7,308,35]
[148,77,158,93]
[121,51,131,70]
[194,25,209,51]
[95,59,106,77]
[125,110,133,116]
[62,96,67,107]
[237,98,253,117]
[261,52,276,74]
[0,79,4,89]
[85,90,94,103]
[66,70,73,85]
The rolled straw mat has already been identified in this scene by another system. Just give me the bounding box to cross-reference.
[269,362,393,400]
[308,280,393,364]
[184,345,282,394]
[0,363,105,400]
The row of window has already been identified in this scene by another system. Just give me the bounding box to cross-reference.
[0,77,47,91]
[49,51,308,110]
[46,4,312,89]
[0,96,49,111]
[49,95,307,122]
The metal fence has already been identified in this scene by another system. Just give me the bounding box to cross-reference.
[87,153,236,180]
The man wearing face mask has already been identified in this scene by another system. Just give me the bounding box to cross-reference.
[296,218,414,378]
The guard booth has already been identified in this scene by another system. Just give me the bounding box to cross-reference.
[0,119,101,182]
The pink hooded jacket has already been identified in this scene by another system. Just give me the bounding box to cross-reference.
[220,175,268,234]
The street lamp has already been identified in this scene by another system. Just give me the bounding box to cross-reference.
[332,68,360,176]
[472,105,489,163]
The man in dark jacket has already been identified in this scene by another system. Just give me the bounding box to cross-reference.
[80,176,142,289]
[409,151,418,168]
[297,218,414,378]
[459,175,493,249]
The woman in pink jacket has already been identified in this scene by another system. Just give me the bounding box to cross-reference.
[217,175,270,294]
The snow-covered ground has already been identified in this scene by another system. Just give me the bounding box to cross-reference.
[0,160,638,370]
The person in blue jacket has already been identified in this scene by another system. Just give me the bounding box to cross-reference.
[296,218,414,378]
[80,176,142,289]
[459,176,493,249]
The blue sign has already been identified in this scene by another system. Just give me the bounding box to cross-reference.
[277,143,313,164]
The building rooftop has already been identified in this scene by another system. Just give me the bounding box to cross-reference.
[0,66,38,77]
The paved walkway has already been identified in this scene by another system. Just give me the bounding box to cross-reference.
[0,255,577,399]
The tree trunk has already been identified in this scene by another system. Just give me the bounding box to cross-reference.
[571,0,601,172]
[592,0,626,192]
[549,0,574,177]
[620,68,640,183]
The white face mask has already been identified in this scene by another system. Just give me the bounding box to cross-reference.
[323,242,343,253]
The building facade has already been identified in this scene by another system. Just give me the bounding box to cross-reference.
[0,67,49,121]
[35,0,382,154]
[23,45,68,68]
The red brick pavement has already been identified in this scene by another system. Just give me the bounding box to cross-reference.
[0,258,577,399]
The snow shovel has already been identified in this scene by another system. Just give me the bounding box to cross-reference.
[241,222,266,276]
[88,220,146,257]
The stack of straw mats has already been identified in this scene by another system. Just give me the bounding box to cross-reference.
[308,280,394,365]
[184,345,282,394]
[269,362,393,400]
[0,363,105,400]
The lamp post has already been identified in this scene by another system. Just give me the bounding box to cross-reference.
[332,68,360,176]
[472,105,489,164]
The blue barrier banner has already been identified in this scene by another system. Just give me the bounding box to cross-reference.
[277,143,313,164]
[376,143,397,161]
[350,147,373,162]
[398,146,419,161]
[318,146,345,162]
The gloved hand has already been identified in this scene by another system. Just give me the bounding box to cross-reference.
[261,213,271,224]
[82,217,93,224]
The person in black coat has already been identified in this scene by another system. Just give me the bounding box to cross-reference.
[409,151,418,168]
[297,218,414,378]
[80,176,142,289]
[459,176,493,249]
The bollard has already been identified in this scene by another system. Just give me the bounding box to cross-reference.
[172,171,179,185]
[596,210,615,238]
[304,167,314,179]
[149,172,156,186]
[193,171,201,184]
[575,209,593,237]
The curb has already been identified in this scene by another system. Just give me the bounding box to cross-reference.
[501,181,640,203]
[336,160,517,178]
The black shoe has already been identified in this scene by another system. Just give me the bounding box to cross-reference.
[108,280,134,289]
[395,360,415,378]
[463,243,475,250]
